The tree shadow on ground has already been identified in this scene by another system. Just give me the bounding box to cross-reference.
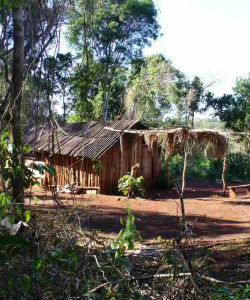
[146,189,223,201]
[145,180,225,201]
[73,205,250,241]
[225,200,250,206]
[28,202,250,241]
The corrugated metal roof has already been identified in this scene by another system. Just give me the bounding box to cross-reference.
[24,120,143,159]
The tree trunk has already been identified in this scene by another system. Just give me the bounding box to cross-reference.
[62,85,66,122]
[11,7,24,205]
[190,110,194,129]
[102,89,108,121]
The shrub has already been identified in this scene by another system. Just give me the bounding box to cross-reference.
[110,205,141,258]
[167,152,250,182]
[118,174,145,198]
[213,284,250,299]
[156,171,175,190]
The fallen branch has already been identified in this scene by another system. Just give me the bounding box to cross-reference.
[200,275,250,286]
[87,273,192,294]
[87,272,250,294]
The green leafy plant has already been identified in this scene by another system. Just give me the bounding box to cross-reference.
[168,151,250,182]
[110,205,141,258]
[92,158,104,174]
[213,284,250,300]
[118,175,145,198]
[0,192,31,229]
[0,132,39,189]
[0,192,12,221]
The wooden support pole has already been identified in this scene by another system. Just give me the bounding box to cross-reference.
[166,155,170,191]
[222,154,228,196]
[182,151,188,194]
[119,133,124,177]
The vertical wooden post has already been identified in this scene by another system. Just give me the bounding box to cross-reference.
[166,155,170,191]
[44,156,49,190]
[182,151,188,194]
[181,128,189,194]
[222,154,228,196]
[119,133,124,177]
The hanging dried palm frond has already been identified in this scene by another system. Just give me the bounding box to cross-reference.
[144,128,229,159]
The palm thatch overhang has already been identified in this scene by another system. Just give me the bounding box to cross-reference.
[24,120,147,159]
[105,126,250,193]
[105,127,230,159]
[141,128,229,159]
[105,126,233,193]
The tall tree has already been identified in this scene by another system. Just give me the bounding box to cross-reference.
[11,4,25,204]
[22,52,73,126]
[0,0,70,205]
[69,0,160,120]
[205,74,250,131]
[124,54,186,126]
[56,53,73,121]
[186,77,213,129]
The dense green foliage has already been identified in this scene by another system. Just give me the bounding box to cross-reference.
[0,132,39,192]
[157,150,250,191]
[125,54,179,125]
[167,152,250,182]
[213,285,250,300]
[118,174,145,198]
[124,55,214,127]
[68,0,160,120]
[205,74,250,131]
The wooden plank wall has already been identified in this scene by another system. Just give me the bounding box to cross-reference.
[47,154,99,189]
[100,134,161,194]
[43,134,162,194]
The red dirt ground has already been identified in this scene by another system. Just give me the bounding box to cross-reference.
[27,180,250,243]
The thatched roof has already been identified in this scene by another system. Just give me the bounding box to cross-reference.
[105,127,229,159]
[24,120,146,159]
[143,128,229,159]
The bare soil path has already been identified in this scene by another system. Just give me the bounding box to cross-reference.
[27,180,250,243]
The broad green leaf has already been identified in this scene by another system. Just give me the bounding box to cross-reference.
[24,210,31,223]
[32,258,43,270]
[23,275,31,293]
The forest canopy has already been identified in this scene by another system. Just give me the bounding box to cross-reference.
[0,0,248,131]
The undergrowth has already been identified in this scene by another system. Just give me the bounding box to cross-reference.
[0,203,249,299]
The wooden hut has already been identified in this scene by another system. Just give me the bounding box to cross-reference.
[24,120,162,194]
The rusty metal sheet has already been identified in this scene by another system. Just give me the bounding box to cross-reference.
[24,120,142,159]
